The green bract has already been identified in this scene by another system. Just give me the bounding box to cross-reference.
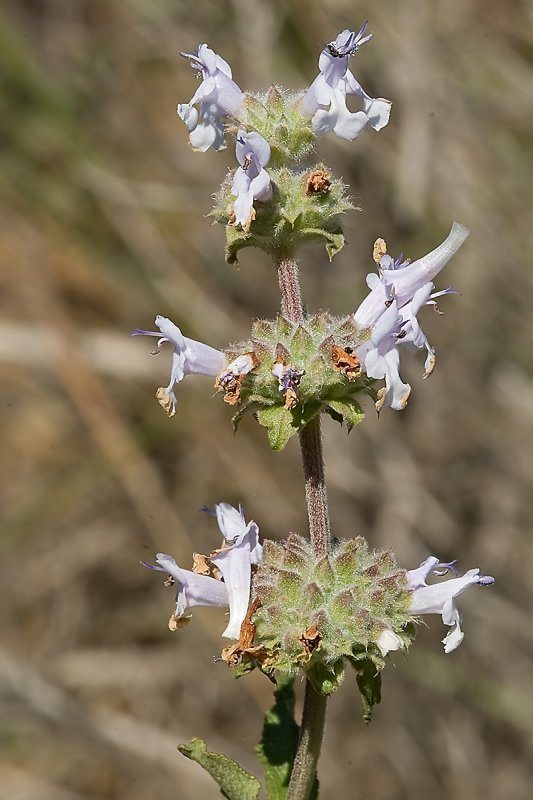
[219,312,374,451]
[236,87,316,167]
[213,163,353,264]
[252,535,415,708]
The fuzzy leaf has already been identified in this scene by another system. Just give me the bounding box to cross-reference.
[326,398,365,432]
[231,399,272,432]
[257,403,321,452]
[256,673,299,800]
[351,658,382,723]
[290,325,315,361]
[299,228,346,261]
[324,231,346,261]
[325,405,343,425]
[178,738,261,800]
[306,658,345,696]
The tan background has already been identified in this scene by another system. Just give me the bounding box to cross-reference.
[1,0,533,798]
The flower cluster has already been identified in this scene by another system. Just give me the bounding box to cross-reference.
[133,28,472,424]
[143,503,494,691]
[353,222,470,410]
[135,23,494,719]
[133,223,469,428]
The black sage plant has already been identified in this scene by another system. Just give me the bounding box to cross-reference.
[133,23,494,800]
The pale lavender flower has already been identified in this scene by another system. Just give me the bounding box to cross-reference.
[211,517,261,638]
[132,315,224,416]
[408,557,494,653]
[143,502,262,639]
[354,223,469,410]
[377,627,405,657]
[355,223,470,329]
[231,131,273,231]
[303,24,391,141]
[357,300,412,411]
[177,44,244,152]
[209,502,263,565]
[145,554,228,619]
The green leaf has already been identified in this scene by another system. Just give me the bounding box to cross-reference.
[257,403,321,452]
[306,658,345,696]
[326,398,365,432]
[231,400,268,433]
[256,674,319,800]
[324,405,343,425]
[324,231,346,261]
[298,227,345,261]
[256,674,299,800]
[178,738,261,800]
[350,658,382,723]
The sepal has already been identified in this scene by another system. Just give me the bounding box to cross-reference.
[235,87,316,167]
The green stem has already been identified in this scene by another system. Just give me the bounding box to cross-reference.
[277,252,331,800]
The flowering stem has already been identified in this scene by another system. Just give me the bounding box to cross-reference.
[277,253,304,325]
[287,681,327,800]
[276,252,331,799]
[299,416,331,557]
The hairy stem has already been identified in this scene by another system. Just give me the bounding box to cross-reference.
[277,253,304,324]
[287,681,327,800]
[298,416,331,557]
[277,252,331,800]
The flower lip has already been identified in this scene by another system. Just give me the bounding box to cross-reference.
[177,43,243,151]
[407,556,495,653]
[304,23,391,141]
[132,316,224,416]
[325,22,373,58]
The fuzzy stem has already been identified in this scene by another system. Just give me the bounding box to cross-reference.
[287,681,328,800]
[298,415,331,557]
[277,252,331,800]
[277,254,304,324]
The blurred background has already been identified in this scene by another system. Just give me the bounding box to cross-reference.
[1,0,533,798]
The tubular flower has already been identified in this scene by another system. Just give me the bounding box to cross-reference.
[407,557,494,653]
[303,24,391,141]
[143,503,262,638]
[132,315,224,417]
[354,222,470,410]
[177,44,244,152]
[231,131,273,231]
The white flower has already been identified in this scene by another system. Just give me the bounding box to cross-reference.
[303,24,391,141]
[231,131,273,231]
[210,517,261,638]
[143,503,262,640]
[177,44,244,152]
[407,557,494,653]
[354,223,470,410]
[132,315,224,416]
[377,628,405,657]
